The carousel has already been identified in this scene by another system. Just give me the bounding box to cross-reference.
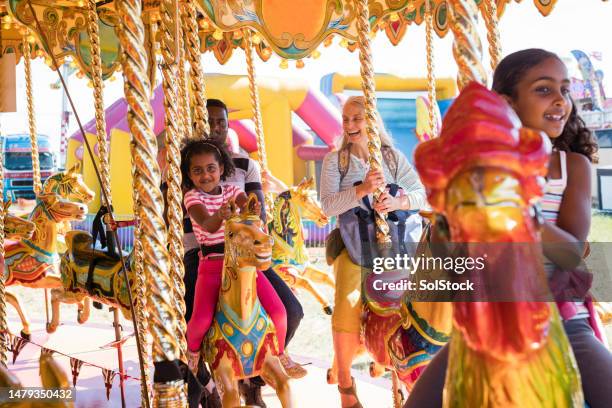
[0,1,609,407]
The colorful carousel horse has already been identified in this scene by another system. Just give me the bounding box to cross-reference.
[3,165,94,336]
[203,195,293,408]
[3,195,88,332]
[413,82,582,406]
[48,230,134,332]
[269,177,334,314]
[41,162,94,203]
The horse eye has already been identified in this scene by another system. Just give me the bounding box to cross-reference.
[254,240,261,245]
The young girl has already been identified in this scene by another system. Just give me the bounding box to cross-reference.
[406,49,611,408]
[181,139,287,370]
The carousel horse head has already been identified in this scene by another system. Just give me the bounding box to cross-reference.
[415,81,552,357]
[2,201,35,240]
[288,177,329,227]
[225,194,273,272]
[36,194,88,224]
[414,82,582,405]
[42,162,95,203]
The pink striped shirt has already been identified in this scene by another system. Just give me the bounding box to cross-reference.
[183,184,243,247]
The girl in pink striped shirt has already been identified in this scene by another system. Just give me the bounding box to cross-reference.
[181,139,287,371]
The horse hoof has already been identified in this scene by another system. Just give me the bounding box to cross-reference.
[77,315,87,324]
[93,301,103,310]
[326,368,337,384]
[46,323,57,334]
[323,306,333,315]
[20,330,31,341]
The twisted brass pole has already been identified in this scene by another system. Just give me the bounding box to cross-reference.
[116,0,185,405]
[86,0,112,204]
[178,28,192,141]
[160,0,187,364]
[425,0,439,137]
[356,0,389,244]
[483,0,502,70]
[244,29,267,171]
[448,0,487,89]
[131,154,152,406]
[0,119,7,367]
[182,0,209,138]
[244,29,274,212]
[23,35,41,195]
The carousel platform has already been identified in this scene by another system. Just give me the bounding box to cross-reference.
[6,316,396,407]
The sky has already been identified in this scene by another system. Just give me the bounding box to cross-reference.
[1,0,611,151]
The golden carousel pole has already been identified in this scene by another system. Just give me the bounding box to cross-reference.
[244,28,274,213]
[23,31,53,328]
[177,28,192,141]
[23,34,41,196]
[0,117,7,367]
[182,0,209,138]
[483,0,502,70]
[85,1,129,405]
[116,0,186,405]
[160,0,187,364]
[132,132,152,406]
[356,0,389,245]
[448,0,487,89]
[425,0,439,136]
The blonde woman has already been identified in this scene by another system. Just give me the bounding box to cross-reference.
[320,96,427,407]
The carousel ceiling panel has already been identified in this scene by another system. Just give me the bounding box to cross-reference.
[196,0,411,60]
[0,0,595,74]
[6,0,120,79]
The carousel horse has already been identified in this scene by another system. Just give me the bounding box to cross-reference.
[41,162,95,203]
[3,200,37,339]
[325,220,453,395]
[269,177,334,314]
[47,230,134,333]
[3,195,88,333]
[413,82,583,406]
[3,165,94,336]
[203,195,293,408]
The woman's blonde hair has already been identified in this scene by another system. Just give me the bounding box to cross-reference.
[338,95,394,150]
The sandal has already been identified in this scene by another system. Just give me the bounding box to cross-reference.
[187,349,200,375]
[278,353,308,379]
[338,377,363,408]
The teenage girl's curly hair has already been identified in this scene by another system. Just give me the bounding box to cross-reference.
[492,48,599,163]
[180,138,235,190]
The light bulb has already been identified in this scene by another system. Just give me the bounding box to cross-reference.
[296,60,305,69]
[311,50,321,59]
[212,29,223,40]
[279,59,288,69]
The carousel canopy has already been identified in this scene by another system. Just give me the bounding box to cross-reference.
[0,0,575,79]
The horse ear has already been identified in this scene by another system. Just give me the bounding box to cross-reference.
[68,161,81,174]
[228,198,238,216]
[3,200,10,212]
[246,194,259,215]
[305,176,314,189]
